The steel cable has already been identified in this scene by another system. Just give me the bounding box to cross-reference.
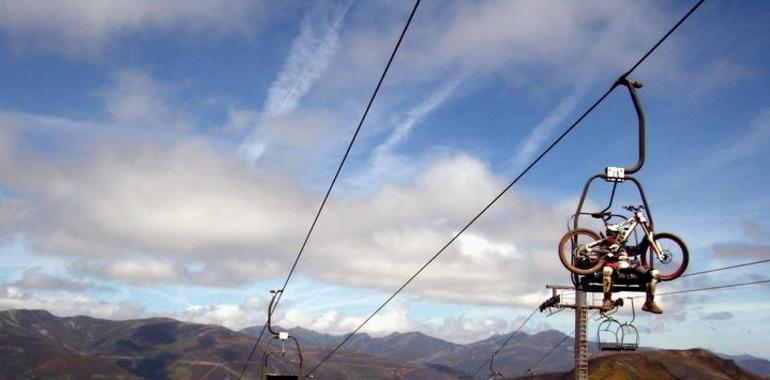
[304,0,705,376]
[470,306,540,378]
[237,1,423,378]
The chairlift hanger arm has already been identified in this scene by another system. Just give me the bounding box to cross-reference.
[489,353,503,378]
[616,77,646,175]
[267,289,282,336]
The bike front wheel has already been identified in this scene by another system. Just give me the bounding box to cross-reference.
[558,228,606,275]
[642,232,689,281]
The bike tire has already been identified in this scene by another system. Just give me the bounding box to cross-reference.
[558,228,606,275]
[642,232,689,281]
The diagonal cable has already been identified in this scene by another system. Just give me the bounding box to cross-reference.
[528,330,574,373]
[525,311,599,375]
[470,306,539,378]
[304,1,705,376]
[237,0,423,378]
[680,258,770,278]
[637,279,770,298]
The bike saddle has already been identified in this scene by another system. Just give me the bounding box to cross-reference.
[591,211,612,219]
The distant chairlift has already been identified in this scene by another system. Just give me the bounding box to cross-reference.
[596,298,639,351]
[261,290,303,380]
[488,351,505,380]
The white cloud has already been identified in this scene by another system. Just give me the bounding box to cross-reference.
[456,233,517,260]
[512,92,581,169]
[0,0,262,57]
[172,295,265,330]
[0,285,143,320]
[169,295,519,343]
[74,258,189,286]
[275,308,413,337]
[423,314,510,344]
[262,1,352,118]
[12,267,103,292]
[103,69,192,131]
[711,107,770,167]
[373,76,463,159]
[688,59,759,99]
[667,107,770,186]
[240,1,352,163]
[1,116,572,305]
[221,107,260,133]
[332,1,665,89]
[351,77,465,190]
[0,116,311,286]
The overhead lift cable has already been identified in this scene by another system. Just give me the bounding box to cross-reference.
[640,278,770,298]
[237,0,423,378]
[679,258,770,278]
[526,311,601,376]
[304,1,705,377]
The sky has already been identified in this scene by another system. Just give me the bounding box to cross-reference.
[1,0,770,360]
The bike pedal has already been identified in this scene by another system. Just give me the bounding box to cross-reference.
[614,298,625,307]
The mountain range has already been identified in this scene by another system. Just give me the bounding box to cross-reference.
[1,309,768,379]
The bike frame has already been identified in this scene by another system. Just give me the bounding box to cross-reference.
[582,210,663,262]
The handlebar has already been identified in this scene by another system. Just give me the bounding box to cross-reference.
[622,205,644,212]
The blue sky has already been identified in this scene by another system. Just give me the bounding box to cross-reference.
[1,0,770,359]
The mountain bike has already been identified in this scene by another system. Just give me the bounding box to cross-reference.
[558,205,688,280]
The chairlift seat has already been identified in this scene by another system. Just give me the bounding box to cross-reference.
[600,343,637,352]
[578,270,646,293]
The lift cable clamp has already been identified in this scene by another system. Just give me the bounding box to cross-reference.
[604,166,625,182]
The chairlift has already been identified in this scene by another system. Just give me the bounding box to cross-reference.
[261,290,303,380]
[617,298,639,351]
[596,298,639,351]
[596,314,623,351]
[567,77,657,293]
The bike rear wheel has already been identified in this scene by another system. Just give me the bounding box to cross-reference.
[558,228,606,275]
[642,232,688,281]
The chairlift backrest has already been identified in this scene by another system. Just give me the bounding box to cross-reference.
[618,323,639,351]
[596,316,623,351]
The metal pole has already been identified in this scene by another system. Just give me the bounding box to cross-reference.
[574,289,588,380]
